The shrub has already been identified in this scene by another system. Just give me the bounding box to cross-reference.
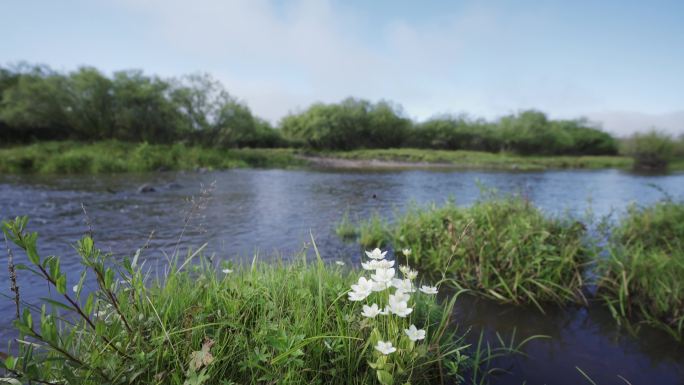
[621,130,675,170]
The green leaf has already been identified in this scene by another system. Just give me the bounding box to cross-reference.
[39,297,73,312]
[22,308,32,330]
[14,263,42,276]
[84,293,94,316]
[56,275,67,295]
[26,240,40,265]
[377,369,394,385]
[2,356,17,370]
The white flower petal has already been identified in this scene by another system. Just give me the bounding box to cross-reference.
[404,325,426,341]
[365,248,388,260]
[375,340,397,355]
[419,285,438,295]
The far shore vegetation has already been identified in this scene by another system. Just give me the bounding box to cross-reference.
[1,63,682,173]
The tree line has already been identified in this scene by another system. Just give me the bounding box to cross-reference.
[0,63,619,155]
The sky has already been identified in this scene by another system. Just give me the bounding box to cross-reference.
[1,0,683,135]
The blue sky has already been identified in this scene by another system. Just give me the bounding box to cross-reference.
[1,0,683,135]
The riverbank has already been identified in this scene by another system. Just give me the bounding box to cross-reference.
[0,141,306,174]
[1,216,511,385]
[311,148,637,171]
[2,141,683,174]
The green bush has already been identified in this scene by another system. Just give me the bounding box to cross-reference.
[281,98,411,150]
[621,130,675,170]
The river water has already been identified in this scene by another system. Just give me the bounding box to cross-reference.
[1,168,683,384]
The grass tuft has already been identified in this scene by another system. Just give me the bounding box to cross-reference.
[353,196,592,309]
[597,200,684,341]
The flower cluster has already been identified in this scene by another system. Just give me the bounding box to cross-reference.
[347,248,438,362]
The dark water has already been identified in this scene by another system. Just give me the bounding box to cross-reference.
[1,168,684,384]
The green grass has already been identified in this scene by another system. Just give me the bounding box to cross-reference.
[597,200,684,341]
[0,217,533,385]
[320,148,636,171]
[0,141,305,174]
[350,196,592,310]
[1,142,669,175]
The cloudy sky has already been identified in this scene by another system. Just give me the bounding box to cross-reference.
[2,0,683,135]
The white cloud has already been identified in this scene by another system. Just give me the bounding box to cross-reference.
[115,0,683,133]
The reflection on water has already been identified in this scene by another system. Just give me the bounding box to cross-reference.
[1,168,684,384]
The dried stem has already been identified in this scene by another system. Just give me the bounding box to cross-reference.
[4,232,20,319]
[81,202,93,239]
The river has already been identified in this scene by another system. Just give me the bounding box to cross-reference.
[1,168,683,384]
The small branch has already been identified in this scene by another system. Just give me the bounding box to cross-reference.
[33,263,131,359]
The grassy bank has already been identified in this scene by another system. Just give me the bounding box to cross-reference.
[598,200,684,341]
[0,217,529,385]
[0,141,304,174]
[2,141,683,174]
[345,196,592,310]
[320,148,634,171]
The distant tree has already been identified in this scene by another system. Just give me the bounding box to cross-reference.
[0,65,70,141]
[281,97,409,150]
[170,73,233,133]
[63,67,115,140]
[111,70,182,142]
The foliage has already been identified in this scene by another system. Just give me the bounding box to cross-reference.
[0,64,282,147]
[0,63,621,157]
[283,105,617,155]
[0,141,304,174]
[0,218,524,385]
[281,98,410,150]
[352,196,592,309]
[620,130,676,170]
[597,200,684,341]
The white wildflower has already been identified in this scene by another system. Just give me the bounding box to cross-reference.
[222,268,233,274]
[361,303,382,318]
[405,269,418,280]
[388,293,413,317]
[349,277,374,301]
[402,248,412,256]
[72,285,79,293]
[419,285,439,295]
[375,340,396,355]
[372,280,392,292]
[390,291,410,303]
[404,325,426,341]
[365,248,387,260]
[391,278,415,293]
[371,268,395,283]
[335,261,345,266]
[361,259,395,270]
